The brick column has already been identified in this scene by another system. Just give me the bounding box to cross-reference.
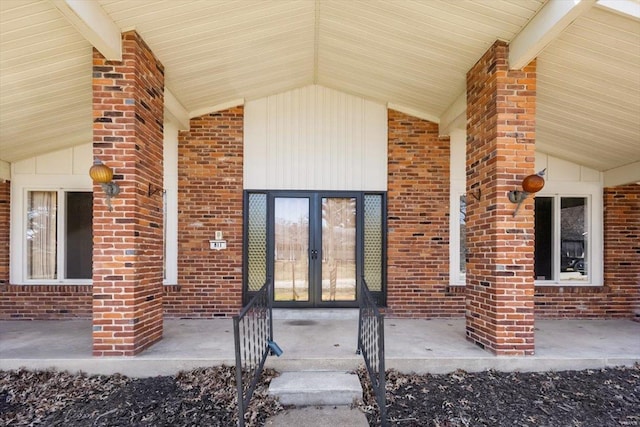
[92,31,165,356]
[465,41,536,355]
[0,180,9,285]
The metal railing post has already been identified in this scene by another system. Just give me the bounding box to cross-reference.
[233,316,245,427]
[377,313,387,425]
[357,279,388,426]
[233,280,279,427]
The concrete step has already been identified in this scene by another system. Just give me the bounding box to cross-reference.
[268,371,362,406]
[272,309,359,320]
[265,406,369,427]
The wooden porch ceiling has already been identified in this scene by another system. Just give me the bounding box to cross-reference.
[0,0,638,184]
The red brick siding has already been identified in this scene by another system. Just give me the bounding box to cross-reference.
[465,41,537,355]
[92,31,165,355]
[386,110,463,317]
[0,285,92,319]
[535,184,640,319]
[163,107,244,317]
[0,180,9,285]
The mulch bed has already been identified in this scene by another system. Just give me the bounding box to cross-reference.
[1,365,638,426]
[0,366,281,427]
[359,365,640,426]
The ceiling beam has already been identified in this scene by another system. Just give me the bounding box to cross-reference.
[51,0,122,61]
[164,88,190,130]
[603,161,640,187]
[596,0,640,19]
[509,0,597,70]
[438,91,466,136]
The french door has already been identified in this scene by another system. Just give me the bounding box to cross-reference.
[244,191,386,308]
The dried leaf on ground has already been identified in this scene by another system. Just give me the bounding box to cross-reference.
[358,365,640,427]
[2,365,638,426]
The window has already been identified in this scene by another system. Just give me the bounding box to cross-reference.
[535,196,590,283]
[453,192,599,286]
[459,195,466,281]
[450,192,467,285]
[25,190,92,281]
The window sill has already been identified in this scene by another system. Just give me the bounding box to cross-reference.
[20,281,92,286]
[535,284,607,294]
[163,284,181,292]
[535,282,603,287]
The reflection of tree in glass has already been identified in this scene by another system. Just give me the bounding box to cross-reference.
[274,198,309,301]
[322,198,356,300]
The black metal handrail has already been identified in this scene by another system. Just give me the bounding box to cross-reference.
[357,279,388,426]
[234,280,275,427]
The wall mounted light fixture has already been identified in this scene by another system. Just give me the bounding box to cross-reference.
[508,168,546,217]
[89,159,120,211]
[148,183,163,197]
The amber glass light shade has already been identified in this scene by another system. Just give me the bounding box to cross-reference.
[522,173,545,194]
[89,160,113,184]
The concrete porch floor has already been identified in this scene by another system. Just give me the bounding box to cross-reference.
[1,310,638,377]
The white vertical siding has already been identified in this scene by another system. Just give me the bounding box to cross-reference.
[536,153,603,184]
[12,145,92,182]
[244,85,387,191]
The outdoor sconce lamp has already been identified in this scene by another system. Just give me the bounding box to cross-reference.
[89,159,120,211]
[508,169,546,217]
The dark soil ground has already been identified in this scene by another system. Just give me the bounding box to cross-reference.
[1,365,638,426]
[359,365,640,427]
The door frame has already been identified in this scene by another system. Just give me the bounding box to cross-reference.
[242,190,387,308]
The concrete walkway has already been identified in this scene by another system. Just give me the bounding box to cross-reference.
[1,311,638,377]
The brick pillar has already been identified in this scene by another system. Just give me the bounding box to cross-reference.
[465,41,536,355]
[92,31,165,356]
[0,180,9,285]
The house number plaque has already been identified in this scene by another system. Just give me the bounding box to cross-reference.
[209,240,227,250]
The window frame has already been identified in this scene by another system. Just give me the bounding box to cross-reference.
[242,190,388,306]
[449,129,467,286]
[534,190,602,286]
[20,188,93,285]
[450,190,466,286]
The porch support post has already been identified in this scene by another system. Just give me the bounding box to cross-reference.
[92,31,165,356]
[465,41,537,356]
[0,179,9,286]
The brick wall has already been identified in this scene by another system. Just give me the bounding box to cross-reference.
[535,183,640,319]
[0,180,9,285]
[163,107,244,317]
[0,285,92,319]
[92,31,165,355]
[386,109,464,317]
[465,41,537,355]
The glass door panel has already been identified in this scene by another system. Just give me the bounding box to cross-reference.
[321,197,356,302]
[274,197,309,302]
[244,190,385,308]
